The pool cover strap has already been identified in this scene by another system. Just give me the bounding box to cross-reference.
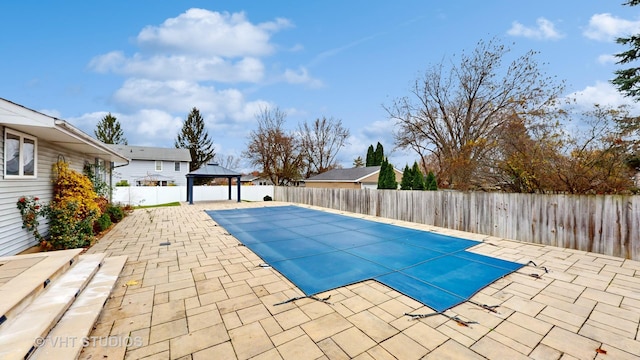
[274,294,332,306]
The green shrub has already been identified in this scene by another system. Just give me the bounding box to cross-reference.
[115,180,130,186]
[106,205,125,223]
[47,201,97,249]
[94,213,112,233]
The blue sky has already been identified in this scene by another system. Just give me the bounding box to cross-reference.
[1,1,639,171]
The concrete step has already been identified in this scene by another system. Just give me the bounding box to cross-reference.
[30,255,128,360]
[0,253,106,360]
[0,248,83,330]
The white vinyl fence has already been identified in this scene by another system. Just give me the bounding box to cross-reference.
[112,185,274,206]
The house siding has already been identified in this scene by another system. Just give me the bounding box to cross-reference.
[113,159,190,186]
[305,182,362,189]
[0,129,113,256]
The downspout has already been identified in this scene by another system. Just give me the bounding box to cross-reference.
[111,160,131,202]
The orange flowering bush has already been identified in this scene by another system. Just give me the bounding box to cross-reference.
[16,160,103,250]
[43,160,102,249]
[52,160,101,219]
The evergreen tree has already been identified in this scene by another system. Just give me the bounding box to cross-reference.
[612,0,640,100]
[365,145,375,166]
[425,171,438,191]
[377,158,398,189]
[411,162,426,190]
[94,113,127,144]
[175,107,216,172]
[400,164,413,190]
[353,156,365,168]
[374,142,384,166]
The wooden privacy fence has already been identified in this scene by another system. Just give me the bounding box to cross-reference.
[274,187,640,261]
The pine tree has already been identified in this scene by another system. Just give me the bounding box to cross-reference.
[377,158,398,189]
[175,107,216,172]
[353,156,365,168]
[365,145,375,166]
[94,113,127,144]
[411,162,426,190]
[400,164,413,190]
[374,142,384,166]
[425,171,438,191]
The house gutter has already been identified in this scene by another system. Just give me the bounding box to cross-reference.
[53,119,130,163]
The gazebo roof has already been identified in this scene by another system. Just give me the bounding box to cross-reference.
[186,163,241,178]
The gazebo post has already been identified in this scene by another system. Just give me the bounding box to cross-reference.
[236,176,241,202]
[227,176,232,200]
[187,177,194,205]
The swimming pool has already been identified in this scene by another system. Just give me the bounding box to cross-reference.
[206,205,523,313]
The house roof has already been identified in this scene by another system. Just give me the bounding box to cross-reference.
[306,166,382,182]
[186,163,241,178]
[240,175,259,182]
[0,98,129,162]
[108,145,192,162]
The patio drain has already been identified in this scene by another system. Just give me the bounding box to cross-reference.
[159,242,171,246]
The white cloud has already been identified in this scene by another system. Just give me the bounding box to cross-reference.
[88,51,126,73]
[132,109,183,141]
[583,13,640,41]
[136,9,292,57]
[93,54,265,83]
[81,8,321,152]
[112,78,272,124]
[507,18,564,40]
[283,67,323,88]
[597,54,617,64]
[565,80,640,113]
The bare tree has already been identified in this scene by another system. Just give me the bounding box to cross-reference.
[214,153,241,170]
[493,113,564,192]
[495,105,635,194]
[386,38,566,190]
[299,117,350,177]
[551,105,635,194]
[243,108,304,186]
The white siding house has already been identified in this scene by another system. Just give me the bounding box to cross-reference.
[0,98,129,256]
[109,145,191,187]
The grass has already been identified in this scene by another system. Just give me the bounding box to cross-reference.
[134,202,181,209]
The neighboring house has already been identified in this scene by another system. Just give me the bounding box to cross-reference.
[0,97,129,256]
[305,166,404,189]
[109,145,191,186]
[240,173,274,186]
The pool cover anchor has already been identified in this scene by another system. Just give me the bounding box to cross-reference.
[467,300,500,313]
[404,312,478,327]
[274,294,332,306]
[526,260,550,273]
[525,260,550,279]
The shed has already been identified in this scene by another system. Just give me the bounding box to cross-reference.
[186,163,241,204]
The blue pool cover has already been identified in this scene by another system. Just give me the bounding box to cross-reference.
[206,205,524,313]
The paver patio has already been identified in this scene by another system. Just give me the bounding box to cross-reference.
[79,201,640,359]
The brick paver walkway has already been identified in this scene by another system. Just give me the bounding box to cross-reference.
[80,201,640,359]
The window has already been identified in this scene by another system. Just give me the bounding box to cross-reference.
[155,161,163,171]
[4,129,37,178]
[174,162,180,171]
